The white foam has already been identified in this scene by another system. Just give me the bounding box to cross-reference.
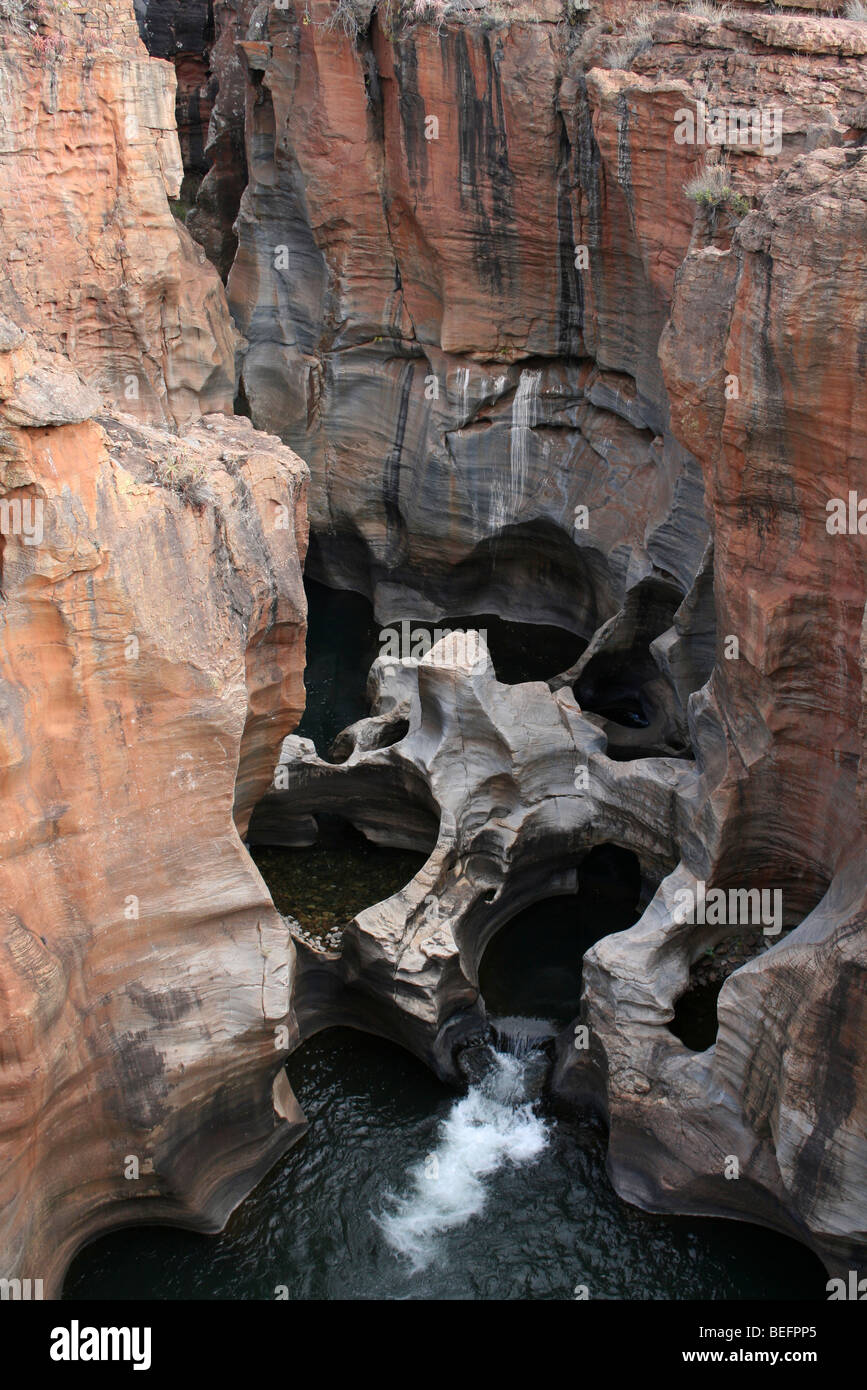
[377,1048,548,1271]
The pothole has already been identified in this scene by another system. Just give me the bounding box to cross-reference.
[249,814,427,950]
[668,931,789,1052]
[477,845,644,1025]
[401,612,586,685]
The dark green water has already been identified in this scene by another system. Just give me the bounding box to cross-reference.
[63,1028,824,1301]
[62,579,826,1301]
[250,819,427,939]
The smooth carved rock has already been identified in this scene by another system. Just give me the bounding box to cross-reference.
[3,0,865,1292]
[249,632,697,1076]
[550,143,865,1273]
[0,329,309,1295]
[233,6,867,1272]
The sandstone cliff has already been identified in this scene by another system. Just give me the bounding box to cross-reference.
[0,318,309,1295]
[0,0,239,427]
[1,0,866,1293]
[0,0,311,1294]
[182,0,865,1273]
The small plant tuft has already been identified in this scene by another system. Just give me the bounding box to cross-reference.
[602,4,660,70]
[321,0,363,40]
[152,450,214,509]
[33,30,68,58]
[682,0,733,19]
[684,159,751,224]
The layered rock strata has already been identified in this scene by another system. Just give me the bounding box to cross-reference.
[1,0,865,1293]
[223,0,709,655]
[228,2,867,1274]
[0,319,309,1295]
[0,0,238,427]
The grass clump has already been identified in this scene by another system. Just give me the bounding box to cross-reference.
[684,159,751,224]
[151,449,214,508]
[682,0,733,19]
[602,4,659,69]
[320,0,364,39]
[320,0,479,41]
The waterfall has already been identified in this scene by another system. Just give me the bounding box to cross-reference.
[490,1014,557,1059]
[490,368,541,531]
[376,1021,550,1272]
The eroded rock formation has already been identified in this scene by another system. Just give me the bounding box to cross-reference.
[249,631,693,1077]
[0,0,238,426]
[0,317,309,1295]
[1,0,866,1296]
[221,1,866,1275]
[222,0,711,651]
[0,0,311,1296]
[141,0,254,278]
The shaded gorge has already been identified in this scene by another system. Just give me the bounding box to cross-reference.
[62,575,825,1302]
[63,1028,826,1301]
[477,845,643,1026]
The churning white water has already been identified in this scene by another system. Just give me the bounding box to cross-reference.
[377,1023,551,1271]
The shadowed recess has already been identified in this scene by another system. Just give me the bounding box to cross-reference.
[478,845,643,1024]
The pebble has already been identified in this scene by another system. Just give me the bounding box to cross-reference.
[282,913,343,954]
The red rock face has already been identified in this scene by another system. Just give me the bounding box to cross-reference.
[225,1,708,652]
[0,0,238,427]
[374,13,569,357]
[218,2,867,1270]
[569,19,867,1269]
[1,0,866,1290]
[661,147,867,898]
[0,324,309,1295]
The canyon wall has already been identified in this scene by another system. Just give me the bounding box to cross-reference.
[0,0,238,427]
[224,0,709,655]
[0,0,310,1295]
[141,0,254,278]
[0,0,864,1292]
[203,0,866,1273]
